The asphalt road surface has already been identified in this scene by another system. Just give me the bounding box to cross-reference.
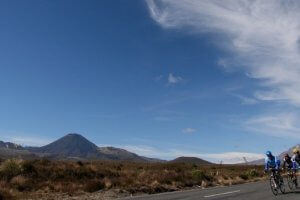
[120,181,300,200]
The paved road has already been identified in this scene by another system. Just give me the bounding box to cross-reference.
[119,181,300,200]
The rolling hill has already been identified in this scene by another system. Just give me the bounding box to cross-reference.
[169,156,213,165]
[98,146,149,162]
[0,133,217,164]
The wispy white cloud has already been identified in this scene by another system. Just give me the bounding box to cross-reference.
[224,85,259,105]
[245,113,300,138]
[232,94,259,105]
[146,0,300,106]
[147,0,300,138]
[168,73,183,84]
[182,128,196,133]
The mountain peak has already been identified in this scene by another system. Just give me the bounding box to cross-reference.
[65,133,84,137]
[33,133,100,159]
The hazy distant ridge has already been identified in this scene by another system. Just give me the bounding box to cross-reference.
[0,133,166,162]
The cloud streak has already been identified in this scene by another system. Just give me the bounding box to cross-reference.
[147,0,300,106]
[245,113,300,138]
[168,73,183,85]
[182,128,196,133]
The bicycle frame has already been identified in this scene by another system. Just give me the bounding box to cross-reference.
[268,169,285,196]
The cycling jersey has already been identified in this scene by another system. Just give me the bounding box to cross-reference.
[283,156,293,169]
[292,153,300,170]
[265,155,280,171]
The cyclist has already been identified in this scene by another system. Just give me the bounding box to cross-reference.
[292,148,300,169]
[282,153,293,170]
[264,151,283,192]
[291,148,300,186]
[264,151,281,173]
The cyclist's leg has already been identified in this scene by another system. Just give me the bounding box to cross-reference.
[272,169,278,188]
[274,169,279,180]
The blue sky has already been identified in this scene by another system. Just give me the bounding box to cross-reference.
[1,0,300,163]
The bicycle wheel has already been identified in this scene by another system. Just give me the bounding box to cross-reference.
[294,173,299,188]
[279,176,286,194]
[270,177,278,196]
[287,174,295,191]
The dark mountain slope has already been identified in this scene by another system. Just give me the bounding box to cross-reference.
[27,133,102,159]
[169,156,213,165]
[24,133,161,162]
[1,134,178,163]
[98,147,148,162]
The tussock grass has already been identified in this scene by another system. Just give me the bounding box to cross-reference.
[0,159,264,199]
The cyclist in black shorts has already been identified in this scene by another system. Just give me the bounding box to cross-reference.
[282,153,293,170]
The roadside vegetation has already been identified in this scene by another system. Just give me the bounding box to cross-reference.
[0,159,264,199]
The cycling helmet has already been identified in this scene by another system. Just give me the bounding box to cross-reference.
[266,151,272,157]
[293,148,299,154]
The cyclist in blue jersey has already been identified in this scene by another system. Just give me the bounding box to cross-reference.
[264,151,281,172]
[264,151,284,194]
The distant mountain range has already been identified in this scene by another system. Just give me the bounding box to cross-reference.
[0,133,171,163]
[4,133,295,165]
[22,133,162,162]
[0,141,23,150]
[0,141,38,160]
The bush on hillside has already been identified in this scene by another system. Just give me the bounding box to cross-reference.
[191,170,212,182]
[0,159,22,181]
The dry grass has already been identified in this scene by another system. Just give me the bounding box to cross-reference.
[0,159,264,199]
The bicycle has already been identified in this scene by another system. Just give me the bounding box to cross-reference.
[286,169,298,191]
[268,169,285,196]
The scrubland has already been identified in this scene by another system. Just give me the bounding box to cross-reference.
[0,159,264,200]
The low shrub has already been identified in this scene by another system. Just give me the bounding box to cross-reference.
[10,175,30,191]
[0,188,13,200]
[0,159,22,181]
[192,170,212,182]
[239,174,249,180]
[22,161,37,176]
[0,159,264,198]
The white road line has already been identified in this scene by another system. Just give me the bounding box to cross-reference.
[204,190,241,198]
